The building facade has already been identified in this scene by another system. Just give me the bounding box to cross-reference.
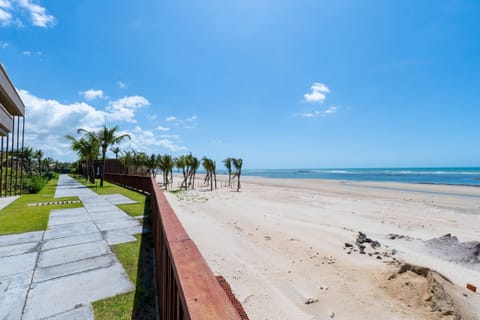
[0,64,26,196]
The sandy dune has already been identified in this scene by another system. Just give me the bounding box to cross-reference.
[161,175,480,320]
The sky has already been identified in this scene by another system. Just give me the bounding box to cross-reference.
[1,0,479,169]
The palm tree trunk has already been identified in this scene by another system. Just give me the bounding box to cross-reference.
[214,170,217,190]
[100,149,106,187]
[228,170,231,187]
[89,159,95,184]
[237,171,241,192]
[192,170,196,189]
[210,170,213,191]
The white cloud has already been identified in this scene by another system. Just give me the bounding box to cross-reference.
[0,0,12,8]
[17,0,54,28]
[0,0,54,28]
[22,50,41,56]
[156,125,170,132]
[301,106,337,118]
[123,126,187,153]
[165,115,197,129]
[304,82,330,103]
[19,89,152,160]
[79,89,104,101]
[106,96,150,123]
[0,7,12,25]
[117,81,127,89]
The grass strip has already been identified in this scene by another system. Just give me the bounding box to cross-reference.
[0,176,81,235]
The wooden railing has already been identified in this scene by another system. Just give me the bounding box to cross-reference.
[104,173,242,320]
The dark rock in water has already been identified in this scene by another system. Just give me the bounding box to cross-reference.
[425,234,480,264]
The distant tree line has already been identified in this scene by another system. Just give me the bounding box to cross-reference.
[66,125,244,191]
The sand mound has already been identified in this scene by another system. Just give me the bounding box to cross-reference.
[425,234,480,264]
[385,263,463,320]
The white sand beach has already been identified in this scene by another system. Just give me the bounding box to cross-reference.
[161,175,480,320]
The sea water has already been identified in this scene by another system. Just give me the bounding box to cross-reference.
[241,168,480,186]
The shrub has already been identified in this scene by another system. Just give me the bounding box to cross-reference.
[23,176,47,194]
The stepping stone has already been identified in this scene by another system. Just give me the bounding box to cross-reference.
[0,231,43,247]
[0,241,41,258]
[44,221,98,240]
[42,232,103,251]
[38,241,109,268]
[102,194,138,205]
[34,254,114,283]
[23,263,133,320]
[0,252,38,277]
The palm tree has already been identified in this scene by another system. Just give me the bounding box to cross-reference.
[223,157,232,187]
[175,155,188,189]
[202,157,217,191]
[232,158,243,192]
[202,157,212,191]
[42,157,53,175]
[65,134,100,183]
[120,150,133,174]
[23,147,34,177]
[34,149,43,176]
[158,154,175,189]
[188,156,200,189]
[146,153,157,176]
[82,125,130,187]
[110,147,121,160]
[131,150,148,175]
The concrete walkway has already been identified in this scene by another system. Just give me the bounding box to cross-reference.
[0,175,144,320]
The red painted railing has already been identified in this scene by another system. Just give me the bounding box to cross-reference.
[104,173,242,320]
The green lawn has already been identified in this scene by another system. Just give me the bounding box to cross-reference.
[0,176,81,235]
[73,176,146,217]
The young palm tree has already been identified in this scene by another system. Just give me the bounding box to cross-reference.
[175,155,188,189]
[188,156,200,189]
[232,158,243,192]
[34,149,43,176]
[158,154,175,189]
[23,147,34,177]
[86,125,131,186]
[147,153,157,177]
[202,157,213,191]
[223,157,232,187]
[132,151,148,175]
[110,147,121,159]
[120,150,133,174]
[42,157,53,175]
[65,134,100,183]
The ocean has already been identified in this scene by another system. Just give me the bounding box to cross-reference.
[241,168,480,186]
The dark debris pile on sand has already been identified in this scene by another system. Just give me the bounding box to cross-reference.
[344,232,398,263]
[425,234,480,264]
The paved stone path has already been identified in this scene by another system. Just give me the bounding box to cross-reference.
[0,175,144,320]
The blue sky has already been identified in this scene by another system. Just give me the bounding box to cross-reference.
[1,0,479,168]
